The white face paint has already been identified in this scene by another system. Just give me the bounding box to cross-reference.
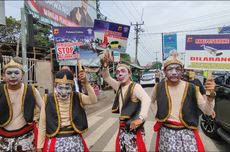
[55,83,72,100]
[115,67,130,84]
[4,67,23,86]
[164,64,183,83]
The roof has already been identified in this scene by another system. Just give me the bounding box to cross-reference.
[129,63,145,70]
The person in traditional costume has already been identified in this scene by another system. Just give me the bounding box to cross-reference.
[0,58,43,151]
[101,51,151,152]
[37,68,97,152]
[151,55,216,152]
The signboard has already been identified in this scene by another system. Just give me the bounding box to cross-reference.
[59,60,77,66]
[53,27,98,66]
[25,0,96,26]
[0,1,6,25]
[162,33,177,60]
[219,26,230,34]
[185,34,230,71]
[94,19,130,53]
[113,51,120,62]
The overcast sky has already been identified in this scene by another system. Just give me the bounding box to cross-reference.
[4,1,230,65]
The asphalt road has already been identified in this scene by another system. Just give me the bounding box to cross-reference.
[84,87,230,151]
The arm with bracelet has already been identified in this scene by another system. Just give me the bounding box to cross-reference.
[197,71,216,116]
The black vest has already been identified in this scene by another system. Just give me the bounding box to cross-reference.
[112,83,141,121]
[156,80,199,129]
[45,93,88,137]
[0,84,36,127]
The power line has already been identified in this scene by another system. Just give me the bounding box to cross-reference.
[122,1,138,21]
[111,0,131,22]
[139,37,155,58]
[145,8,230,29]
[141,24,230,36]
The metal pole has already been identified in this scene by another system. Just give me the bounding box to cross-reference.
[135,23,138,64]
[0,64,1,84]
[161,33,164,61]
[16,38,20,57]
[113,61,115,78]
[21,8,28,83]
[33,47,36,59]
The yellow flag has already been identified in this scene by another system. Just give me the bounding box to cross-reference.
[203,70,208,78]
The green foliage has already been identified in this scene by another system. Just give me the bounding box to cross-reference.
[120,53,131,63]
[33,24,52,47]
[0,16,21,43]
[0,16,52,47]
[151,61,162,69]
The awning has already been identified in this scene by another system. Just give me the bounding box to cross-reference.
[129,63,145,70]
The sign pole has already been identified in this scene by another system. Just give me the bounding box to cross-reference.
[21,7,28,83]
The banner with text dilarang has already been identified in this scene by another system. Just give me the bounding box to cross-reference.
[53,27,99,66]
[185,34,230,71]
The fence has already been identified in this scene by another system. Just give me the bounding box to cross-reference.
[1,55,37,84]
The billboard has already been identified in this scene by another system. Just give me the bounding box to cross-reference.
[162,33,177,60]
[0,1,6,25]
[185,34,230,71]
[53,27,99,66]
[218,26,230,34]
[25,0,96,27]
[93,19,130,53]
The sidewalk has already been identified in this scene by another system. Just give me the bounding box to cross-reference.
[85,89,115,115]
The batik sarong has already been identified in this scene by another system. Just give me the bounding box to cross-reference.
[154,120,205,152]
[0,130,35,152]
[116,123,146,152]
[43,134,89,152]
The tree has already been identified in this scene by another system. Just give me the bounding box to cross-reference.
[0,16,52,47]
[0,16,21,43]
[151,61,162,69]
[33,23,53,47]
[120,53,131,63]
[96,0,107,21]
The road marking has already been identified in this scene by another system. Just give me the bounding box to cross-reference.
[102,120,155,151]
[88,116,103,127]
[85,117,117,148]
[145,121,154,151]
[199,130,218,151]
[88,104,112,117]
[103,129,117,151]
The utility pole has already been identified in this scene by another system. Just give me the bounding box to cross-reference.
[131,21,144,64]
[21,8,28,83]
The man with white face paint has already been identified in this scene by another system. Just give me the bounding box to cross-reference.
[101,51,151,152]
[37,68,97,152]
[151,55,216,152]
[0,58,43,151]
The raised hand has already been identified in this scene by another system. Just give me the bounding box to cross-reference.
[75,8,81,22]
[78,70,88,84]
[205,78,216,101]
[205,78,216,91]
[102,50,112,68]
